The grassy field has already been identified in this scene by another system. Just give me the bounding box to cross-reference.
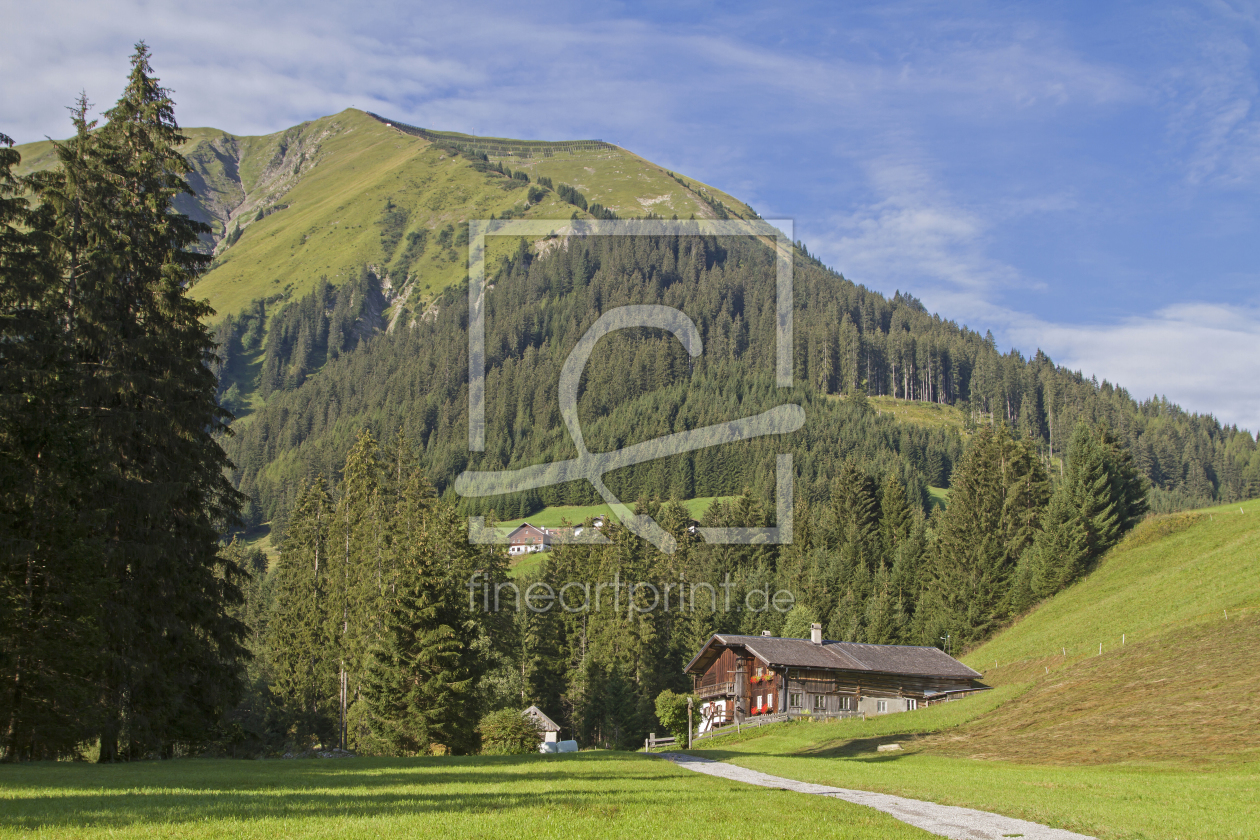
[866,396,970,435]
[684,713,1259,840]
[964,498,1260,676]
[927,485,950,511]
[669,497,1260,839]
[0,752,932,840]
[499,496,729,531]
[12,109,755,326]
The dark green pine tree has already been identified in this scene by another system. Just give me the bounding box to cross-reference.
[864,566,907,645]
[328,429,388,750]
[28,45,247,760]
[1065,423,1122,557]
[1,129,104,759]
[264,476,336,747]
[916,425,1048,647]
[362,468,473,755]
[1024,485,1090,600]
[880,474,914,554]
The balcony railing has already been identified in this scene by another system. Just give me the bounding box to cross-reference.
[697,681,734,699]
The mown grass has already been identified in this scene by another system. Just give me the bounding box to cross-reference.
[0,752,933,840]
[681,688,1260,839]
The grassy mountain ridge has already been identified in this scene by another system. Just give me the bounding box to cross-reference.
[13,108,757,325]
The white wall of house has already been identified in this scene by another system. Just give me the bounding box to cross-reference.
[858,696,918,716]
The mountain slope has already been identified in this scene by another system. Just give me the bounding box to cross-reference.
[14,108,757,323]
[14,110,1260,528]
[941,497,1260,764]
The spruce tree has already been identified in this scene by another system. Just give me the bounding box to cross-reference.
[1,131,104,759]
[21,45,247,759]
[264,476,336,747]
[362,468,474,754]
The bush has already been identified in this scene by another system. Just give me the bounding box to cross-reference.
[477,709,543,755]
[654,689,700,745]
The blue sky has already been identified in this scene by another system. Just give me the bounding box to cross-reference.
[6,0,1260,430]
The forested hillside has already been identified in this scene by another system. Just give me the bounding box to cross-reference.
[216,226,1260,537]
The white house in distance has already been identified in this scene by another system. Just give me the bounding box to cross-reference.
[506,517,607,556]
[507,524,552,556]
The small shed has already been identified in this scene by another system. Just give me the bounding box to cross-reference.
[522,705,561,743]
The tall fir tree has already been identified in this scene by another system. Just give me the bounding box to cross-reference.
[1,130,105,759]
[264,476,336,747]
[11,45,248,760]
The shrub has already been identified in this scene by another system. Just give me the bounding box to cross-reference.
[477,709,542,755]
[654,689,700,745]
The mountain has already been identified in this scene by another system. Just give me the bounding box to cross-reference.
[18,109,755,322]
[13,111,1260,535]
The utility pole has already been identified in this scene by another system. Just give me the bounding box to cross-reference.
[686,696,694,749]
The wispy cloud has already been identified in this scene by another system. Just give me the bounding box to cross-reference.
[1009,303,1260,432]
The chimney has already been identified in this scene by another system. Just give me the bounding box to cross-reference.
[810,623,823,645]
[762,630,772,636]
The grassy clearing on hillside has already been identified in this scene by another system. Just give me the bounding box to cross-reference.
[0,753,932,840]
[927,486,950,511]
[929,612,1260,765]
[964,498,1260,675]
[500,496,728,531]
[503,497,730,578]
[236,523,278,565]
[865,396,970,434]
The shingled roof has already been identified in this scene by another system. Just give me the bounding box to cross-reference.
[522,705,561,732]
[684,634,981,680]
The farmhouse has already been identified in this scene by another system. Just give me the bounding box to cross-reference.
[684,623,986,732]
[506,517,608,556]
[507,523,552,556]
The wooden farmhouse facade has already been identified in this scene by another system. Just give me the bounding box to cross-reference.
[685,623,986,732]
[506,518,608,556]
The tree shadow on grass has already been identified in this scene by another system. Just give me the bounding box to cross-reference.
[0,752,688,831]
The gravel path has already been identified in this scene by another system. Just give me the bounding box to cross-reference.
[657,752,1095,840]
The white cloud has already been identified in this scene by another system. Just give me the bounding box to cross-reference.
[1009,303,1260,433]
[1160,3,1260,187]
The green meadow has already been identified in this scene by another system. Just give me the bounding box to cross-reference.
[0,753,931,840]
[501,497,730,578]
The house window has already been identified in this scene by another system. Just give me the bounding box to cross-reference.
[837,696,852,711]
[756,695,762,710]
[789,693,802,708]
[907,698,918,711]
[766,694,774,711]
[813,694,827,712]
[877,700,887,713]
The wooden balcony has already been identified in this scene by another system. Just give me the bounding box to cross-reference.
[697,681,735,699]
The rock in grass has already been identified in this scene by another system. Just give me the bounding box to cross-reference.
[876,744,902,752]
